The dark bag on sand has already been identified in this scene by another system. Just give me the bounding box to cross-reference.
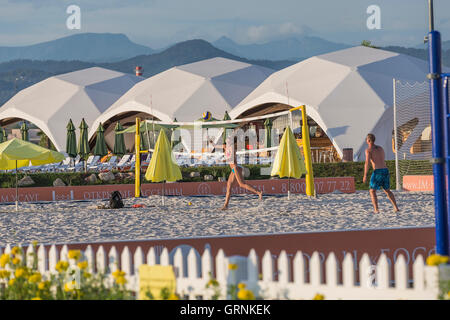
[109,191,124,209]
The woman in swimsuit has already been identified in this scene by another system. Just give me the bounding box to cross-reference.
[221,136,263,210]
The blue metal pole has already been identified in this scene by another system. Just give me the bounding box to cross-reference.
[443,76,450,251]
[428,30,449,255]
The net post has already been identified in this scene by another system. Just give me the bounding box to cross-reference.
[393,78,401,191]
[428,28,449,255]
[300,105,315,197]
[135,117,141,198]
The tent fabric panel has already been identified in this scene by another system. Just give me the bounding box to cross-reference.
[177,57,252,78]
[172,81,230,121]
[316,46,398,68]
[86,74,143,95]
[210,78,256,108]
[55,67,126,87]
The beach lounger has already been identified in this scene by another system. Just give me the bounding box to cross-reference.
[88,155,101,168]
[126,154,136,170]
[91,155,118,171]
[69,155,95,172]
[65,155,82,172]
[114,154,131,170]
[50,157,72,172]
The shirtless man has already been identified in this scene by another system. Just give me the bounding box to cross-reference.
[363,133,399,213]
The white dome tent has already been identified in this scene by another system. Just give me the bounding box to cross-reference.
[229,46,430,161]
[90,57,275,151]
[0,67,143,152]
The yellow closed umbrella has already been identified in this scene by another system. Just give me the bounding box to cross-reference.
[271,126,306,199]
[0,138,65,211]
[145,130,182,205]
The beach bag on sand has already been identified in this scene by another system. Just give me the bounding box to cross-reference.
[109,191,124,209]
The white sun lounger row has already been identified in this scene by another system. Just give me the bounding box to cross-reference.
[11,153,136,174]
[6,152,273,174]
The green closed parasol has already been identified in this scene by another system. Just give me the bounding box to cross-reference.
[0,124,4,143]
[77,118,90,171]
[170,118,179,149]
[264,118,273,149]
[222,111,231,145]
[113,121,126,157]
[66,119,77,158]
[93,122,108,157]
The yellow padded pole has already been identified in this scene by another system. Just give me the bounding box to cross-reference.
[300,105,315,197]
[135,117,141,198]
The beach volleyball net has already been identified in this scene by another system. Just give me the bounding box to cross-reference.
[393,79,432,189]
[140,108,304,170]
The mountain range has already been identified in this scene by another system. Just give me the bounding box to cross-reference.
[213,36,351,60]
[0,33,352,64]
[0,33,154,63]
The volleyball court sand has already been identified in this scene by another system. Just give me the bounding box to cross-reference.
[0,191,435,245]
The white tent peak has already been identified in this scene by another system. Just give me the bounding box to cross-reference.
[55,67,137,87]
[89,57,275,151]
[315,46,399,68]
[176,57,254,78]
[91,57,275,128]
[0,67,143,152]
[231,45,430,161]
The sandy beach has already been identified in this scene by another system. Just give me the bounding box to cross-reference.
[0,190,435,245]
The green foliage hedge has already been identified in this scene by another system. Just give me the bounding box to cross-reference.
[0,160,424,190]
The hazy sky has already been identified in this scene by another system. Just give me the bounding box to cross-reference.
[1,0,450,48]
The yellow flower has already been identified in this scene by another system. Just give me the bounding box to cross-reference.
[8,278,15,286]
[168,293,179,300]
[12,258,21,265]
[313,293,325,300]
[115,276,127,285]
[426,254,449,266]
[77,261,88,270]
[11,246,20,256]
[83,272,92,279]
[64,281,77,292]
[15,267,26,278]
[112,269,126,279]
[237,283,246,289]
[55,261,69,273]
[0,253,10,268]
[28,272,42,283]
[68,250,82,261]
[0,270,11,279]
[237,289,255,300]
[228,263,238,270]
[31,297,41,300]
[207,279,219,287]
[38,281,48,290]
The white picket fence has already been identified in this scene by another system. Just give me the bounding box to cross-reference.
[0,243,448,300]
